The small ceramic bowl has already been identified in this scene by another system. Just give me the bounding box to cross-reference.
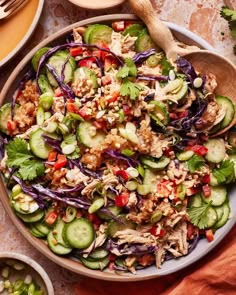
[0,252,54,295]
[65,0,125,10]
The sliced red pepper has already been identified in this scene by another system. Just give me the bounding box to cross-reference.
[78,57,96,68]
[109,254,116,262]
[202,174,210,184]
[202,184,211,197]
[205,229,214,242]
[45,211,58,225]
[54,87,63,97]
[149,227,166,237]
[187,223,196,239]
[115,193,129,207]
[186,187,199,196]
[187,145,208,156]
[77,106,92,120]
[115,170,129,181]
[47,151,57,162]
[112,21,125,31]
[104,55,119,71]
[54,154,67,170]
[107,91,120,104]
[7,120,16,132]
[69,47,83,57]
[157,180,171,197]
[163,147,173,157]
[178,110,188,118]
[169,113,179,119]
[66,101,76,113]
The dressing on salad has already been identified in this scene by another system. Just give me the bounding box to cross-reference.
[0,20,235,274]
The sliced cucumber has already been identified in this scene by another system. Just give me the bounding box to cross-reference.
[143,168,162,192]
[201,186,227,207]
[214,202,230,229]
[87,24,113,45]
[215,95,235,130]
[188,193,202,208]
[34,222,50,236]
[204,138,226,163]
[53,218,70,248]
[63,218,94,249]
[209,173,219,186]
[205,206,218,228]
[38,74,54,95]
[135,31,161,52]
[177,150,194,161]
[84,25,97,44]
[88,247,109,261]
[29,129,53,159]
[107,214,136,237]
[31,47,50,72]
[76,121,106,148]
[174,81,188,101]
[16,210,45,223]
[228,154,236,176]
[123,23,145,36]
[214,206,224,221]
[46,54,75,87]
[29,224,46,238]
[0,103,19,134]
[47,231,72,255]
[141,156,170,170]
[73,67,98,89]
[79,256,109,270]
[11,192,39,215]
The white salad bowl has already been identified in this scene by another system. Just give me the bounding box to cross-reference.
[0,14,235,282]
[0,252,54,294]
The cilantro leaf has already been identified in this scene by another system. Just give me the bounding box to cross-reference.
[6,138,32,167]
[116,58,137,79]
[220,6,236,22]
[213,160,235,184]
[187,202,212,229]
[187,154,205,173]
[120,79,143,100]
[18,159,45,181]
[160,56,174,75]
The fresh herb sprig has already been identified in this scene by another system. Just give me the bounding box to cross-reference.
[220,6,236,55]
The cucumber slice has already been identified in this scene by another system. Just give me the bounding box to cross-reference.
[174,81,188,101]
[47,231,72,255]
[63,218,94,249]
[53,218,70,248]
[29,129,53,159]
[107,214,136,237]
[73,67,98,89]
[0,103,19,134]
[11,193,39,215]
[188,193,202,208]
[34,222,50,236]
[209,173,219,186]
[88,247,109,261]
[135,31,161,52]
[84,25,97,44]
[215,95,235,130]
[214,206,224,221]
[46,54,75,87]
[177,150,194,161]
[205,206,218,228]
[29,224,46,238]
[38,74,54,95]
[201,186,227,207]
[31,47,50,72]
[141,156,170,170]
[16,210,45,223]
[204,138,226,163]
[214,202,230,229]
[87,24,113,45]
[228,154,236,176]
[79,256,109,270]
[143,169,161,192]
[123,24,145,36]
[76,121,106,148]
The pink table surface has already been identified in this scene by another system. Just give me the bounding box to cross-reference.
[0,0,236,294]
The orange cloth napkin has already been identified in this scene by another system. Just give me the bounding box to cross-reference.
[74,225,236,295]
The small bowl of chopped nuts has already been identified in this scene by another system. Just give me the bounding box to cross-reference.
[0,252,54,295]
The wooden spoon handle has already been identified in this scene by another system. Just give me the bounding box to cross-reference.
[128,0,179,60]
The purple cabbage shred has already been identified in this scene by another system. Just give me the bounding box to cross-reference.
[132,48,156,64]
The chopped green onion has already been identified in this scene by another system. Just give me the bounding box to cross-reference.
[44,111,52,120]
[126,167,139,178]
[62,144,76,155]
[137,184,151,195]
[121,149,135,157]
[12,184,22,197]
[36,107,45,126]
[43,122,58,133]
[88,197,105,214]
[126,180,138,191]
[65,206,77,222]
[39,92,54,111]
[150,210,163,223]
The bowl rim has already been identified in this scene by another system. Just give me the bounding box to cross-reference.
[66,0,125,10]
[0,251,54,294]
[0,14,229,282]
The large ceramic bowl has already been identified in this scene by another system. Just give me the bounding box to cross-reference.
[1,14,235,282]
[0,252,54,294]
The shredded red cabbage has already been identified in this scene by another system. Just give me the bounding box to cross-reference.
[144,93,155,102]
[69,159,102,179]
[176,56,197,84]
[104,149,139,167]
[42,135,63,153]
[137,74,169,82]
[132,48,156,64]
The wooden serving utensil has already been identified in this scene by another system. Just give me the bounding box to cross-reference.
[129,0,236,136]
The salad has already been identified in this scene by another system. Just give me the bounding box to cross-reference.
[0,20,236,274]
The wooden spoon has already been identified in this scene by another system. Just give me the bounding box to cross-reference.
[129,0,236,136]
